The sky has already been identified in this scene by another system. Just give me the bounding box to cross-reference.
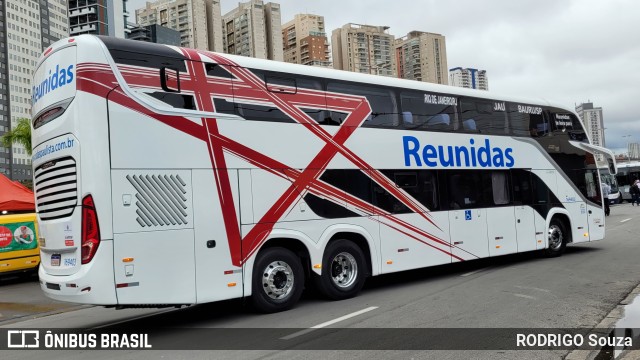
[127,0,640,155]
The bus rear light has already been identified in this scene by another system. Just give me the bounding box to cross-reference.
[81,195,100,265]
[33,98,73,129]
[33,107,64,128]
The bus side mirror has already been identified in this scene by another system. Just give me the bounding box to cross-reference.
[160,67,181,93]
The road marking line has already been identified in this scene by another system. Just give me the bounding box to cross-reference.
[621,218,632,223]
[514,285,550,293]
[280,306,378,340]
[513,293,537,300]
[460,267,491,277]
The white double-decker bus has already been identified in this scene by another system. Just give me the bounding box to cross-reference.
[32,36,615,312]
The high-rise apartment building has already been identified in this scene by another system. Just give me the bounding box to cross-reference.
[222,0,283,60]
[331,23,395,77]
[449,67,488,90]
[128,24,181,46]
[69,0,126,38]
[576,102,605,161]
[282,14,330,67]
[629,143,640,160]
[0,0,68,181]
[205,0,223,52]
[395,31,448,85]
[136,0,221,51]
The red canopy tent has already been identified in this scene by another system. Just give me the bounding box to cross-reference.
[0,174,35,212]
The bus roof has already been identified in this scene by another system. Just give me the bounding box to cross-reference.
[43,35,578,117]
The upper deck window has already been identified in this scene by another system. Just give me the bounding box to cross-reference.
[459,98,508,135]
[508,103,545,137]
[327,82,399,127]
[400,91,457,132]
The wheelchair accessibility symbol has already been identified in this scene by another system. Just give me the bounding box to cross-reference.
[465,210,472,220]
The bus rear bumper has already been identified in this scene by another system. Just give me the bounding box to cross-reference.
[38,240,117,305]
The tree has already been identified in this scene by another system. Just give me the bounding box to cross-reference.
[1,118,32,156]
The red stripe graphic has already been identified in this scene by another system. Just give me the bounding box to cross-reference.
[75,51,473,266]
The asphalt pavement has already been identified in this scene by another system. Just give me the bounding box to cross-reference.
[1,202,640,359]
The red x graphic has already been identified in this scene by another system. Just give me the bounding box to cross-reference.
[76,48,467,266]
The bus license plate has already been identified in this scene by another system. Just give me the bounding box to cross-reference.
[51,254,61,266]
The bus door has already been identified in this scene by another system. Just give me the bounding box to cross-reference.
[531,169,561,247]
[512,170,539,252]
[485,171,518,256]
[585,169,605,241]
[447,171,490,261]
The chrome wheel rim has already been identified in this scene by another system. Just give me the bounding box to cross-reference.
[261,261,294,300]
[548,224,563,250]
[330,252,358,288]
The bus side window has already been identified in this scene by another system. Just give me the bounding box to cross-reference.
[447,170,489,209]
[507,103,529,137]
[459,98,508,135]
[511,169,533,205]
[265,76,296,94]
[234,69,294,123]
[490,171,511,205]
[148,92,197,110]
[400,92,456,132]
[508,103,546,137]
[326,82,399,128]
[382,170,440,211]
[205,63,234,79]
[296,77,329,125]
[530,111,548,137]
[205,63,236,114]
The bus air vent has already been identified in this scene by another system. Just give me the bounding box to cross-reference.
[34,156,78,220]
[126,174,189,227]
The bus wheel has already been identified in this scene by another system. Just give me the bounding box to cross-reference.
[251,247,304,313]
[315,240,366,300]
[544,219,567,257]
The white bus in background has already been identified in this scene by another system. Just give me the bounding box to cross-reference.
[32,36,616,313]
[599,169,622,204]
[614,162,640,202]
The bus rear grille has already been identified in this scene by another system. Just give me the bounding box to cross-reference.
[34,156,78,220]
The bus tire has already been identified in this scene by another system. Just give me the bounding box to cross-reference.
[314,240,366,300]
[544,218,567,257]
[251,247,304,313]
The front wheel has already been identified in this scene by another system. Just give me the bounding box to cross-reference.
[314,240,367,300]
[251,247,304,313]
[544,219,567,257]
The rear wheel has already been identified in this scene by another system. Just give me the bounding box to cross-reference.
[314,240,367,300]
[544,218,567,257]
[251,247,304,313]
